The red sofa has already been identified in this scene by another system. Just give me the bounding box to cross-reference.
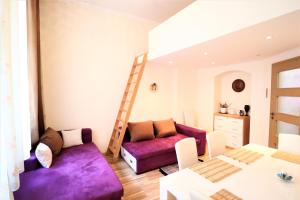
[121,123,206,174]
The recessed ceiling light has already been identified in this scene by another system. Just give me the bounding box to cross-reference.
[168,60,173,64]
[266,35,272,40]
[203,52,208,56]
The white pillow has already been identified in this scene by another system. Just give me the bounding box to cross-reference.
[35,143,52,168]
[62,129,83,148]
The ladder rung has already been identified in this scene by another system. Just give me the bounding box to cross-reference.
[116,119,125,123]
[122,100,130,103]
[119,109,128,112]
[122,96,131,102]
[114,126,124,131]
[135,63,142,67]
[130,72,139,76]
[127,81,137,86]
[111,134,116,141]
[125,90,134,93]
[109,145,116,153]
[114,127,125,133]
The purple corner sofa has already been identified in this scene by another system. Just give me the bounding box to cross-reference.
[121,123,206,174]
[14,129,123,200]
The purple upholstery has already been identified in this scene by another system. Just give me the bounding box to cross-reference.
[24,152,40,172]
[81,128,92,144]
[14,129,123,200]
[175,124,206,140]
[175,124,206,155]
[123,133,195,159]
[122,123,206,174]
[24,128,92,172]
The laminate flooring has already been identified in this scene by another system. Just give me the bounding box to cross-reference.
[105,147,210,200]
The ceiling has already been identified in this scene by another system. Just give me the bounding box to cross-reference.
[150,10,300,68]
[80,0,195,22]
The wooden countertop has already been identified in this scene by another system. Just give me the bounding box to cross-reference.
[215,113,250,119]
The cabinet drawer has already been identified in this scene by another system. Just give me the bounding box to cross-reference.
[121,147,137,172]
[228,126,243,135]
[231,134,242,142]
[214,116,226,130]
[225,133,242,148]
[231,137,243,148]
[214,124,225,131]
[228,119,243,133]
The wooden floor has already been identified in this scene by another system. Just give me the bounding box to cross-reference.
[105,147,210,200]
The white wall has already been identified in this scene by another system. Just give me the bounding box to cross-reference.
[130,62,178,122]
[148,0,300,59]
[176,66,199,126]
[215,71,251,114]
[196,47,300,146]
[40,0,159,152]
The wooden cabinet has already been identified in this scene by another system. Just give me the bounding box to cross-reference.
[214,113,250,148]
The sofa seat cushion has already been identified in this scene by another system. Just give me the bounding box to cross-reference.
[14,143,123,200]
[122,133,201,160]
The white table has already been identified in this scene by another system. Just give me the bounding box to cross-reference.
[160,144,300,200]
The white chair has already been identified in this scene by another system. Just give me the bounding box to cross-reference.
[175,137,198,170]
[206,131,226,159]
[278,133,300,155]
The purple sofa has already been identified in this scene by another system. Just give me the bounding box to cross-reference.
[121,123,206,174]
[14,129,123,200]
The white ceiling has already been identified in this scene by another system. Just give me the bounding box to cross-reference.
[150,10,300,68]
[81,0,195,22]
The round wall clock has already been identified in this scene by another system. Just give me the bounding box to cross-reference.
[232,79,245,92]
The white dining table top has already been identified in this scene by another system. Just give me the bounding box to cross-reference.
[160,144,300,200]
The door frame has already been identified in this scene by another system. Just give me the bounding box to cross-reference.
[269,56,300,148]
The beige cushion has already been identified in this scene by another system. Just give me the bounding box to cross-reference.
[40,127,63,156]
[154,119,177,138]
[62,129,83,148]
[128,121,155,142]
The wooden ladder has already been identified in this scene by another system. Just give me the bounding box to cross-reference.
[107,53,148,159]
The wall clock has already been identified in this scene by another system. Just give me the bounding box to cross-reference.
[232,79,245,92]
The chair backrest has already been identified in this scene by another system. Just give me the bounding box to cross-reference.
[190,191,209,200]
[175,137,198,170]
[278,133,300,155]
[207,131,226,159]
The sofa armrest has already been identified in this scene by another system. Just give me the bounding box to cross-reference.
[82,128,92,143]
[175,123,206,140]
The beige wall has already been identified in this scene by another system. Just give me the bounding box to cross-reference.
[130,62,178,122]
[196,47,300,146]
[215,71,251,114]
[39,0,157,152]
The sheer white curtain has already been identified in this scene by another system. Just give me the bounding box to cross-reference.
[0,0,31,199]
